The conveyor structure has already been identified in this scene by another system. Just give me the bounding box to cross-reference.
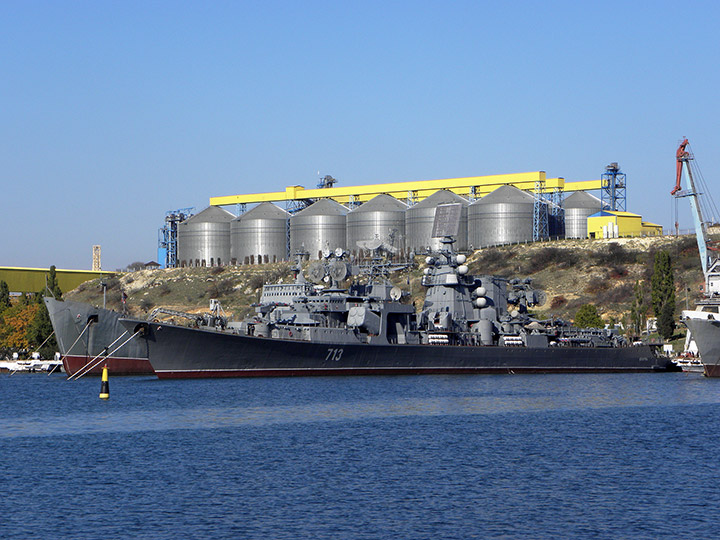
[210,172,603,208]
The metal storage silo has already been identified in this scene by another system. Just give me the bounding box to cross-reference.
[290,199,348,259]
[231,202,289,265]
[177,206,235,267]
[564,191,602,239]
[347,194,407,256]
[406,190,468,253]
[468,185,535,248]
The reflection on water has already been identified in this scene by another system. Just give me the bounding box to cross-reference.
[3,373,718,439]
[3,372,720,540]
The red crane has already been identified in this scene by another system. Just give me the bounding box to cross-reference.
[671,138,690,195]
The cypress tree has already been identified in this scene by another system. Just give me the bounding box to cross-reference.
[650,250,676,340]
[630,280,647,337]
[47,265,62,299]
[26,265,62,358]
[658,301,676,340]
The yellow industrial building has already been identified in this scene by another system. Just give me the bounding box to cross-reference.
[587,211,663,239]
[0,267,115,294]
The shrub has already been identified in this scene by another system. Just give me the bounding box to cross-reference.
[472,247,514,274]
[208,279,235,298]
[550,295,567,309]
[105,277,121,290]
[574,304,604,328]
[609,265,628,278]
[528,247,579,272]
[593,243,636,266]
[585,274,610,294]
[247,273,266,290]
[597,283,634,304]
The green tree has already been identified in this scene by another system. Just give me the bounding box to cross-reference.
[658,301,675,340]
[574,304,605,328]
[25,265,62,358]
[46,265,62,299]
[650,251,676,340]
[0,280,11,312]
[629,280,647,336]
[27,298,57,359]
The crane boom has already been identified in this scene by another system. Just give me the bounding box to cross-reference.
[673,138,720,295]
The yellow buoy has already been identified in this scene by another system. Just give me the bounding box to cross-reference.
[99,365,110,400]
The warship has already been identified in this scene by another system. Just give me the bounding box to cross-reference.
[44,297,153,376]
[120,204,676,379]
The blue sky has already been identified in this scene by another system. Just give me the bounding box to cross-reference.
[2,0,719,271]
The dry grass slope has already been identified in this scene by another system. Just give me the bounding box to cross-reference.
[65,234,709,326]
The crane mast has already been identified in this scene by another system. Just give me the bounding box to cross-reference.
[673,138,720,296]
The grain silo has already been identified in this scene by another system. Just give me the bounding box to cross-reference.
[177,206,235,267]
[347,194,407,256]
[468,185,535,248]
[406,190,469,253]
[564,191,602,239]
[231,202,289,265]
[290,199,348,259]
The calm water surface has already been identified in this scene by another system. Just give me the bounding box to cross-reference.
[1,371,719,539]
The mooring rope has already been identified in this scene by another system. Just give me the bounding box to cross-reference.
[61,320,94,359]
[69,330,142,380]
[68,330,129,380]
[32,330,55,356]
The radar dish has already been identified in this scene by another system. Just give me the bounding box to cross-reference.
[390,286,402,301]
[322,247,331,259]
[329,261,348,281]
[357,238,383,251]
[307,262,326,284]
[431,203,462,238]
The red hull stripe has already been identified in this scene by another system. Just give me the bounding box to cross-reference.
[704,365,720,377]
[62,355,154,376]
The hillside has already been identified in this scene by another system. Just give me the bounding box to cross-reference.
[64,234,710,327]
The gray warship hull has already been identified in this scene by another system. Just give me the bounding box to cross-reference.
[119,319,676,379]
[45,298,153,376]
[684,317,720,377]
